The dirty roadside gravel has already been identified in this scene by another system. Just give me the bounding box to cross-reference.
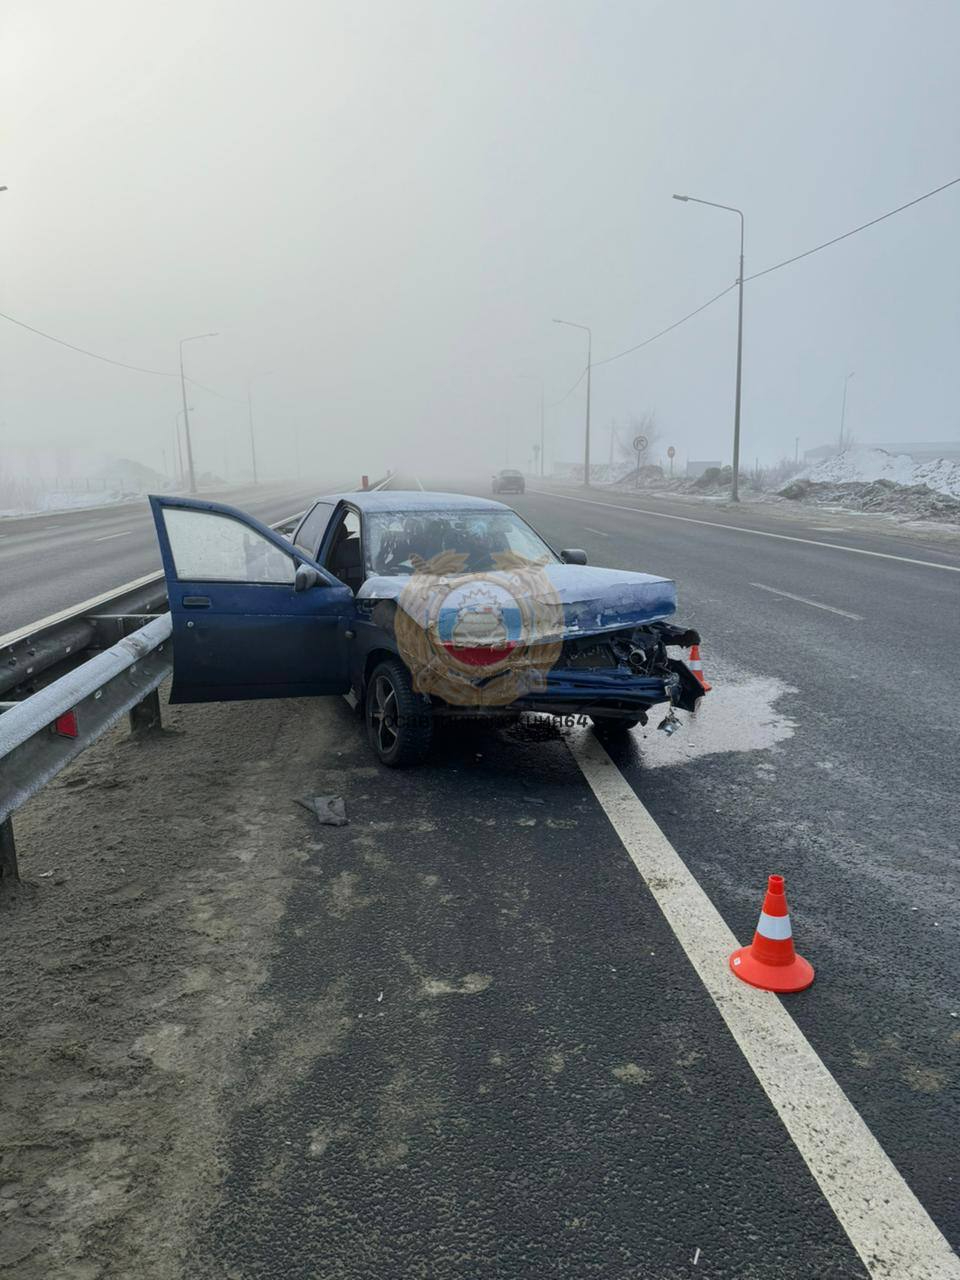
[0,686,346,1279]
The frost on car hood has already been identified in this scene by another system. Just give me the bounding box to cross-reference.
[358,563,677,639]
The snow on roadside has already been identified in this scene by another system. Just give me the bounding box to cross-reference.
[799,447,960,498]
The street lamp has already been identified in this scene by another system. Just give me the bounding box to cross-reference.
[839,371,855,454]
[173,407,192,486]
[553,319,592,486]
[246,372,273,485]
[179,332,218,494]
[673,193,745,501]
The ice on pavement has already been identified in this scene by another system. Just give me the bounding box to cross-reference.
[635,659,797,768]
[798,447,960,498]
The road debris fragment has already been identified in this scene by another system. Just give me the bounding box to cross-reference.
[296,795,348,826]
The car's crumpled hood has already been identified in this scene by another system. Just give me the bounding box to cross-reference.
[358,563,676,639]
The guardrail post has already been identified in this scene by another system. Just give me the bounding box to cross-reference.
[129,688,162,736]
[0,817,19,885]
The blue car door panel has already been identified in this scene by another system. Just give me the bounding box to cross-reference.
[150,496,355,703]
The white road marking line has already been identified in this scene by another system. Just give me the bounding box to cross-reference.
[529,489,960,574]
[750,582,863,620]
[567,727,960,1280]
[583,526,610,537]
[92,530,132,542]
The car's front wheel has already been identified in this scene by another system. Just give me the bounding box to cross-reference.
[365,658,433,767]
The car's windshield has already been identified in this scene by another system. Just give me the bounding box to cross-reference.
[366,509,559,576]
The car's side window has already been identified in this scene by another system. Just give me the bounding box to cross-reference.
[323,508,364,591]
[293,501,335,559]
[163,508,295,584]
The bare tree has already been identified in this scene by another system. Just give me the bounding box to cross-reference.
[615,411,660,463]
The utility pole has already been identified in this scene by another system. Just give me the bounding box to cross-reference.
[179,333,218,494]
[585,331,592,486]
[247,391,258,484]
[553,319,592,487]
[539,385,545,477]
[795,436,800,464]
[673,194,745,501]
[839,371,855,454]
[173,411,186,486]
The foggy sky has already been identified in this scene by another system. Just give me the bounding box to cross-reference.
[2,0,958,482]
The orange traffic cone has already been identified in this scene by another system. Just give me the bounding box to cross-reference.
[688,644,712,692]
[730,874,814,993]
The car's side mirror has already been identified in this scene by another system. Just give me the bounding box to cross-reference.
[294,563,323,592]
[561,548,588,565]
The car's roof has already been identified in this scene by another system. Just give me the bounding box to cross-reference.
[316,490,511,513]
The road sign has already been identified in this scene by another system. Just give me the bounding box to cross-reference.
[633,434,648,453]
[667,446,676,458]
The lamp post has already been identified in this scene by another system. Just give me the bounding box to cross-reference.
[673,194,744,501]
[553,319,592,487]
[174,407,192,486]
[179,333,218,494]
[839,371,855,454]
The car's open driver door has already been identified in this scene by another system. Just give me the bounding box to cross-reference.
[150,495,355,703]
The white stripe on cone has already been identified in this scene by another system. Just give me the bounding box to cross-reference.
[757,910,793,941]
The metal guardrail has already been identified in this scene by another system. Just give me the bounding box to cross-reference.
[0,614,173,822]
[0,507,308,888]
[0,484,390,889]
[1,572,169,700]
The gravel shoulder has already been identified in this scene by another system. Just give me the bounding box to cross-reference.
[0,687,340,1279]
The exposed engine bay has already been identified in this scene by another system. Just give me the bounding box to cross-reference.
[561,621,705,715]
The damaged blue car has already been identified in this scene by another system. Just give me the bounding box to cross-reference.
[149,490,708,766]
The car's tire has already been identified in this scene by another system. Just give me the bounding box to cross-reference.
[590,714,642,739]
[365,658,433,767]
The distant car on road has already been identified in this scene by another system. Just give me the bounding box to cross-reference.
[492,469,525,494]
[149,490,705,766]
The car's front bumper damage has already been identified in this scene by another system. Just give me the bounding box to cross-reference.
[430,620,707,722]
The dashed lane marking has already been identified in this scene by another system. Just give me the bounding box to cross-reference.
[749,582,863,620]
[529,489,960,574]
[93,530,132,542]
[568,727,960,1280]
[582,526,610,537]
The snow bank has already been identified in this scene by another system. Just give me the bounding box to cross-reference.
[800,447,960,498]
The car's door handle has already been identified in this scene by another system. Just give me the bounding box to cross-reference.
[182,596,211,608]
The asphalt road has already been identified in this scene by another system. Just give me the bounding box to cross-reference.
[202,476,960,1276]
[5,473,959,1278]
[0,480,345,635]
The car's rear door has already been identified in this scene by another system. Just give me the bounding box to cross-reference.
[150,495,355,703]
